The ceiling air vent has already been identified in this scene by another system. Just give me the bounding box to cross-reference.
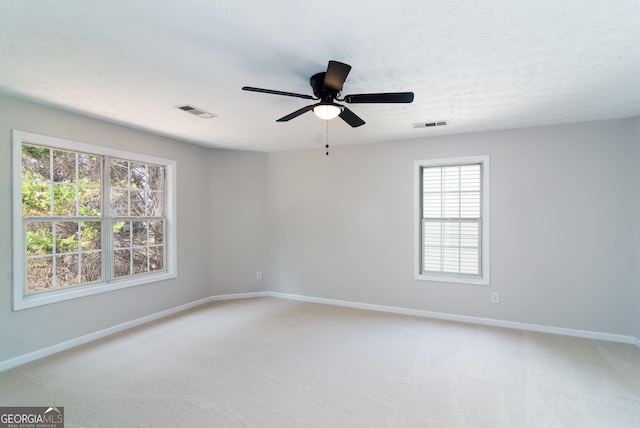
[413,120,448,128]
[178,105,216,119]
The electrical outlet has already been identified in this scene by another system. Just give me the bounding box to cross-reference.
[491,292,500,304]
[256,271,262,280]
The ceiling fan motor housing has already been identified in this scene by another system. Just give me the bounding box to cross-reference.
[310,72,336,101]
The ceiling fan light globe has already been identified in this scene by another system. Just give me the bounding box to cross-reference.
[313,104,342,120]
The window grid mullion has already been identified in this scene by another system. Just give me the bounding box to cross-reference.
[438,167,444,272]
[103,155,112,284]
[477,163,483,274]
[127,160,131,218]
[75,153,79,217]
[146,211,151,270]
[52,221,59,288]
[74,154,81,285]
[457,167,461,273]
[129,221,133,276]
[48,148,54,217]
[76,221,82,285]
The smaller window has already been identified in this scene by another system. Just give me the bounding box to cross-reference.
[414,155,490,285]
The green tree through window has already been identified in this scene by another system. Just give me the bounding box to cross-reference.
[22,144,102,293]
[20,143,166,295]
[13,130,176,310]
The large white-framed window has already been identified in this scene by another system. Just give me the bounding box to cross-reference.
[414,155,489,285]
[12,130,177,310]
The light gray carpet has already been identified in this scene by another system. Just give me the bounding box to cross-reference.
[1,297,639,427]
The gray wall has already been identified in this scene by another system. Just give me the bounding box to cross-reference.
[635,116,640,341]
[268,118,639,336]
[0,94,264,362]
[210,149,270,294]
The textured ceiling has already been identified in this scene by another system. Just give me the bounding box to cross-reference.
[1,0,639,152]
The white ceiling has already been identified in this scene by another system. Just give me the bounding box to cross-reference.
[1,0,639,152]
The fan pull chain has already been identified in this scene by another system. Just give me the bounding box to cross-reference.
[325,119,330,156]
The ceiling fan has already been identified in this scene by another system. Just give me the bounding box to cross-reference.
[242,60,414,127]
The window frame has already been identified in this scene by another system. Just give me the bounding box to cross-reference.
[12,130,177,310]
[414,155,490,285]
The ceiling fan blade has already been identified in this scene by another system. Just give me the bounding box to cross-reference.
[276,104,314,122]
[242,86,315,100]
[323,60,352,92]
[343,92,414,104]
[339,106,365,128]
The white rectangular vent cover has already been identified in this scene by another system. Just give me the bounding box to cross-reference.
[413,120,448,128]
[178,105,216,119]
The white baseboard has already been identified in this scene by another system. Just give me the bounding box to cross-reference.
[0,293,237,372]
[2,291,638,371]
[266,291,640,347]
[210,291,268,301]
[0,292,271,371]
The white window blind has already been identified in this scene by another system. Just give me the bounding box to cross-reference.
[414,156,489,285]
[422,163,481,275]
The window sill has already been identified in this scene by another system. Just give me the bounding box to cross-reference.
[13,272,177,311]
[414,273,489,286]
